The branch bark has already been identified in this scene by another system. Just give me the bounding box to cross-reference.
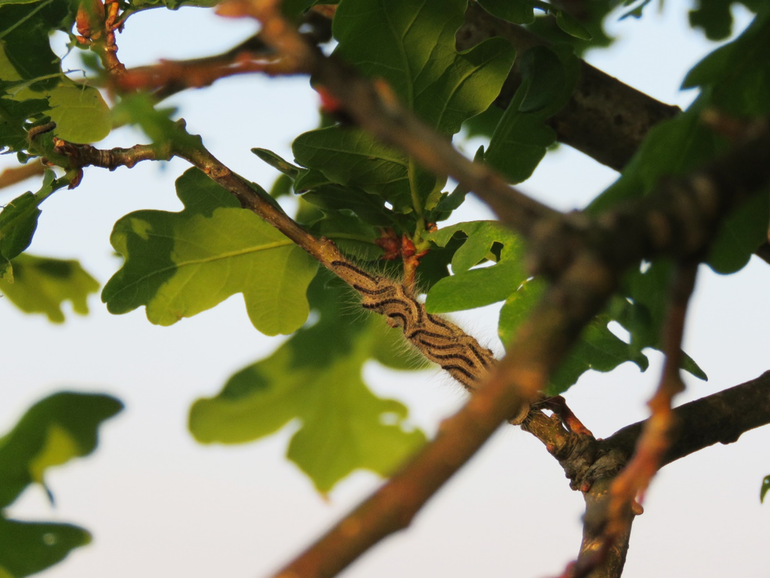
[525,370,770,578]
[458,2,681,171]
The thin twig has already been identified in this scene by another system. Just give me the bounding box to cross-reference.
[571,262,699,578]
[218,0,560,240]
[0,160,45,191]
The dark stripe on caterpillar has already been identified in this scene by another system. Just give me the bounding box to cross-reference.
[424,349,478,369]
[442,365,476,382]
[407,329,453,341]
[331,260,379,283]
[386,312,409,330]
[409,296,424,324]
[417,340,465,351]
[426,313,453,330]
[467,343,493,367]
[353,284,393,296]
[361,298,411,312]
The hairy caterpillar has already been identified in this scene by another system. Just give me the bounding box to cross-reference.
[331,260,495,391]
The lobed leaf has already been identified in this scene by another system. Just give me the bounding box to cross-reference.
[0,391,122,577]
[0,254,99,322]
[190,270,427,493]
[102,168,317,336]
[499,278,649,395]
[425,221,528,313]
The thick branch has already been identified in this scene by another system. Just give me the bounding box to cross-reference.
[607,370,770,467]
[459,2,681,171]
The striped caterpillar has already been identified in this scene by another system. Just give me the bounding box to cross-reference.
[331,260,495,391]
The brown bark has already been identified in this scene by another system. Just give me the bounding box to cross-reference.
[458,3,681,171]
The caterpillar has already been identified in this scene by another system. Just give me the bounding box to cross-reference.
[331,260,495,391]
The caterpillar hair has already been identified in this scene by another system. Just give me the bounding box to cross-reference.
[331,259,496,392]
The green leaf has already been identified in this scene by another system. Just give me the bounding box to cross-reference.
[293,129,417,212]
[0,391,122,507]
[476,0,535,25]
[333,0,515,136]
[0,170,57,280]
[484,45,579,183]
[683,10,770,116]
[498,278,649,396]
[687,0,764,41]
[615,261,707,381]
[0,254,99,322]
[251,148,300,179]
[554,9,592,40]
[293,0,515,215]
[425,221,528,313]
[295,169,392,226]
[43,83,111,144]
[102,168,317,336]
[0,391,121,577]
[761,475,770,503]
[688,0,735,40]
[189,270,427,493]
[0,518,90,578]
[588,107,725,214]
[587,97,767,276]
[308,212,381,261]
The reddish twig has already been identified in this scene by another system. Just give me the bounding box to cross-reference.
[0,160,45,191]
[570,262,699,578]
[76,0,126,76]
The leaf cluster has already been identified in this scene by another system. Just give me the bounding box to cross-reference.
[1,0,770,574]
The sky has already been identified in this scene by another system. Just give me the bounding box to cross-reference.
[1,2,769,578]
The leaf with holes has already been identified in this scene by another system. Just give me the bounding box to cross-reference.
[425,221,529,313]
[498,278,649,396]
[102,168,317,336]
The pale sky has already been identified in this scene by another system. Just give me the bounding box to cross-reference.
[1,3,768,578]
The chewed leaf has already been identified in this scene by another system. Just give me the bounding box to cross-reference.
[190,271,427,493]
[499,278,649,396]
[102,168,317,336]
[426,221,528,312]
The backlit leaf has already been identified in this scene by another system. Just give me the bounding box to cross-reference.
[102,168,317,336]
[190,270,427,493]
[498,278,649,396]
[425,221,528,313]
[0,391,121,577]
[0,254,99,322]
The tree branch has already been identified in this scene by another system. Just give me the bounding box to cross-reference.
[524,370,770,578]
[458,2,681,172]
[0,160,44,191]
